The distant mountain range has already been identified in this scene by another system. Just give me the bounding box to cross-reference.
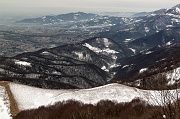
[17,12,98,24]
[98,4,180,43]
[2,4,179,90]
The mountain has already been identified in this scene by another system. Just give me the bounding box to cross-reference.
[16,12,132,30]
[98,4,180,44]
[129,4,180,35]
[81,37,133,72]
[71,16,131,29]
[131,12,151,17]
[167,4,180,15]
[17,12,98,24]
[0,37,131,89]
[111,42,180,89]
[128,27,180,53]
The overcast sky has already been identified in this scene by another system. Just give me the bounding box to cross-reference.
[0,0,180,16]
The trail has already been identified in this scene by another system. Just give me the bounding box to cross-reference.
[0,81,19,117]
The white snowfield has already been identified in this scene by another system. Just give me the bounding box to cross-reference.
[0,86,12,119]
[83,43,119,54]
[9,83,180,111]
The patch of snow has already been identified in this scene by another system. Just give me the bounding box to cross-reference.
[110,64,120,68]
[83,43,101,52]
[101,66,107,71]
[166,67,180,85]
[122,65,129,68]
[83,43,119,54]
[166,25,173,28]
[9,83,180,111]
[0,86,12,119]
[166,41,172,46]
[145,27,150,32]
[74,52,83,59]
[42,16,46,19]
[129,48,136,54]
[124,39,134,43]
[102,48,119,54]
[145,51,153,54]
[156,58,166,63]
[8,83,149,110]
[73,52,91,60]
[171,18,180,23]
[149,14,156,16]
[139,68,148,73]
[52,71,61,75]
[41,51,50,55]
[102,38,112,47]
[175,7,180,13]
[15,60,31,67]
[112,55,118,60]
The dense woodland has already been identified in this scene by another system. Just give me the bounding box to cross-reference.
[14,98,180,119]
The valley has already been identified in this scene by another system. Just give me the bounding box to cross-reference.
[0,3,180,119]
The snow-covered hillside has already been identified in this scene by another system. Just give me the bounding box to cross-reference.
[9,83,180,111]
[0,85,12,119]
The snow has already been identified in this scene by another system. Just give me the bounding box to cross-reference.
[171,18,180,23]
[166,67,180,85]
[145,51,153,54]
[42,16,46,19]
[73,52,91,60]
[166,25,173,28]
[156,58,166,63]
[145,27,150,32]
[129,48,136,54]
[175,7,180,13]
[9,83,180,111]
[166,41,172,46]
[149,14,156,16]
[83,43,101,52]
[101,66,109,72]
[15,60,31,67]
[0,86,12,119]
[101,48,119,54]
[124,39,133,43]
[139,68,148,73]
[9,83,149,110]
[163,115,166,118]
[110,64,120,68]
[41,51,50,55]
[112,55,117,60]
[102,38,112,47]
[122,65,129,68]
[83,43,119,54]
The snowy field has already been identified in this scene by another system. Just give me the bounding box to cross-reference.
[0,85,12,119]
[9,83,180,111]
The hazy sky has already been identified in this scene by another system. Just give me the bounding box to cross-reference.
[0,0,180,16]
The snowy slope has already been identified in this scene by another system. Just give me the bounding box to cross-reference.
[0,86,12,119]
[9,83,180,111]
